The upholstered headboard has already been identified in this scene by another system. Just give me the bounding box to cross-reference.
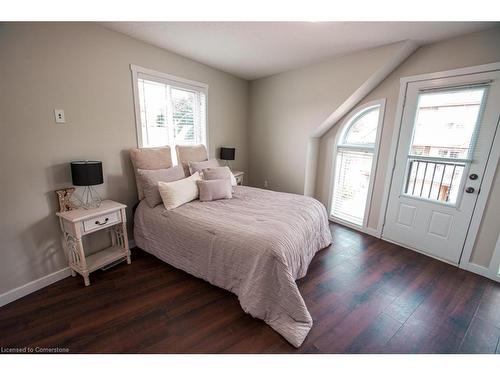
[130,147,172,200]
[176,144,208,176]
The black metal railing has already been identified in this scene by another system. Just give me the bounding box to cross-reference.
[404,160,465,203]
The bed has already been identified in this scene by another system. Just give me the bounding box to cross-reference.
[131,146,332,347]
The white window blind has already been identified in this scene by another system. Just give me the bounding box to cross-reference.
[331,105,382,227]
[331,149,374,226]
[132,67,208,161]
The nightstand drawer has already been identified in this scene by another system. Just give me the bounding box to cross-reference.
[83,211,120,232]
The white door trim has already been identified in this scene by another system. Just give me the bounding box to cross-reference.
[397,62,500,85]
[487,234,500,282]
[379,62,500,281]
[459,115,500,281]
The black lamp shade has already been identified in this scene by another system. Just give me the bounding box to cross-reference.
[71,161,103,186]
[220,147,235,161]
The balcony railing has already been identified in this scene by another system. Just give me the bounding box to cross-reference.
[404,159,465,204]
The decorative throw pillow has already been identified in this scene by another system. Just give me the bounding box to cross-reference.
[203,166,237,187]
[137,166,185,208]
[176,144,208,177]
[158,172,201,210]
[197,179,232,202]
[130,147,172,200]
[188,159,220,176]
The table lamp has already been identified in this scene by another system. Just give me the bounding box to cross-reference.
[71,161,103,209]
[219,147,235,168]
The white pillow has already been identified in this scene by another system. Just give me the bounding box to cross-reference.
[158,172,201,210]
[230,172,237,187]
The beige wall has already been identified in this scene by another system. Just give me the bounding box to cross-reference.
[0,22,249,295]
[247,42,408,193]
[315,27,500,267]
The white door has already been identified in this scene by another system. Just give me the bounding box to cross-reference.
[383,70,500,264]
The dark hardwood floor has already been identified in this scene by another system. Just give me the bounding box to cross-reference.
[1,223,499,354]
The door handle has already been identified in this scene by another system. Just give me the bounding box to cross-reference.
[465,187,475,194]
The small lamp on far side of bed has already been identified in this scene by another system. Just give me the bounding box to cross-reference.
[71,161,103,209]
[219,147,235,169]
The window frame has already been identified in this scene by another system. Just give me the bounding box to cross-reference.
[130,64,209,152]
[328,99,386,233]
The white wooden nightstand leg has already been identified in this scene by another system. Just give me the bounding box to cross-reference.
[61,231,77,278]
[120,208,131,264]
[59,218,75,277]
[122,223,131,264]
[76,237,90,286]
[83,274,90,287]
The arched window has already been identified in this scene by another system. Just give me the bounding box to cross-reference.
[330,100,385,228]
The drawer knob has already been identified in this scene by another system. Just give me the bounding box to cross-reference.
[95,218,109,225]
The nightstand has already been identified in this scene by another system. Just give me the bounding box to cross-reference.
[56,200,131,286]
[233,171,245,186]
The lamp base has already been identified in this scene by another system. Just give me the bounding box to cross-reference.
[77,186,102,210]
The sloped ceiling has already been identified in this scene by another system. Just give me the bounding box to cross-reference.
[100,22,496,80]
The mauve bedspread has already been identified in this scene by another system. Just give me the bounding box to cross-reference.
[134,186,332,347]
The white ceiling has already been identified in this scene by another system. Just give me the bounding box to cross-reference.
[100,22,497,80]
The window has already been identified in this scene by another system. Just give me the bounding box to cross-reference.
[330,101,384,227]
[131,65,208,161]
[403,86,487,204]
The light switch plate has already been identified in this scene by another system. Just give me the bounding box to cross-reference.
[54,109,66,123]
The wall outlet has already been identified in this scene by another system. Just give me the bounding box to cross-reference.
[54,109,66,123]
[264,180,268,189]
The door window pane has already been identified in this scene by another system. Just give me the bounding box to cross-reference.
[403,86,487,205]
[410,87,486,159]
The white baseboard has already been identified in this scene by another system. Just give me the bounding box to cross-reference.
[0,267,71,308]
[329,217,382,238]
[0,237,137,308]
[382,235,500,283]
